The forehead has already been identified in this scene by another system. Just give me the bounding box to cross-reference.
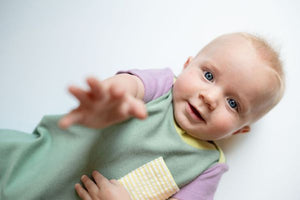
[196,35,280,119]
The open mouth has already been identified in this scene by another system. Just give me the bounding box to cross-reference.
[188,103,205,122]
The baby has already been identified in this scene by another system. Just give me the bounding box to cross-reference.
[62,32,284,200]
[0,32,284,200]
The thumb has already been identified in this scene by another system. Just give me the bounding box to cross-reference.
[128,98,147,119]
[58,111,83,129]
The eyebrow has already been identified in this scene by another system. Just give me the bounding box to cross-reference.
[203,60,220,75]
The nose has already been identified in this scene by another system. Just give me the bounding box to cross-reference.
[199,88,221,110]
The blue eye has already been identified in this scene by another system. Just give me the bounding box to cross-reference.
[204,71,214,81]
[227,98,238,109]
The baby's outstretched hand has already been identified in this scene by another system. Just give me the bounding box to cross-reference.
[59,77,147,129]
[75,171,131,200]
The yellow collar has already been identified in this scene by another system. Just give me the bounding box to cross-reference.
[173,120,226,163]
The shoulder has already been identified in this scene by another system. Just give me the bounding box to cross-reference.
[117,68,175,102]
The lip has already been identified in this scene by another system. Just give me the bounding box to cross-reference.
[186,102,206,123]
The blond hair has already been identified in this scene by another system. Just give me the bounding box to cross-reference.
[239,32,285,113]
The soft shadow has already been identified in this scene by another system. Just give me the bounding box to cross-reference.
[215,122,263,155]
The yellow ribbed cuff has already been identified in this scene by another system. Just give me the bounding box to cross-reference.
[118,157,179,200]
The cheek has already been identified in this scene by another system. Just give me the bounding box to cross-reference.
[212,114,236,135]
[176,72,199,93]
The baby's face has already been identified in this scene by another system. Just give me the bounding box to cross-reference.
[173,34,280,140]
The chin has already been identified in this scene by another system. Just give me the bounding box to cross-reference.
[188,132,211,141]
[186,129,223,141]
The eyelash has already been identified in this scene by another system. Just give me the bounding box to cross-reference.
[203,70,240,112]
[204,71,214,82]
[227,98,239,112]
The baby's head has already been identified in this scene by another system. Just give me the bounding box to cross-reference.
[173,32,284,141]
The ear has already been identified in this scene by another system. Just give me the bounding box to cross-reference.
[183,56,193,69]
[232,125,251,135]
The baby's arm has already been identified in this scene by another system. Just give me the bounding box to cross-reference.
[59,68,174,129]
[75,168,227,200]
[59,74,147,129]
[75,171,179,200]
[172,163,228,200]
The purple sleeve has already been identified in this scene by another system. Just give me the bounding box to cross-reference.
[117,68,174,102]
[172,163,229,200]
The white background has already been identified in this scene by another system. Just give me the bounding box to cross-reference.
[0,0,299,199]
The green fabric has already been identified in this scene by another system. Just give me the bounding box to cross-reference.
[0,90,220,199]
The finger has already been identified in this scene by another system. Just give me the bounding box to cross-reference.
[109,83,125,100]
[58,111,83,129]
[81,175,99,194]
[110,179,120,186]
[75,183,92,200]
[68,86,92,106]
[92,171,110,188]
[86,77,104,100]
[127,98,147,119]
[110,96,145,122]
